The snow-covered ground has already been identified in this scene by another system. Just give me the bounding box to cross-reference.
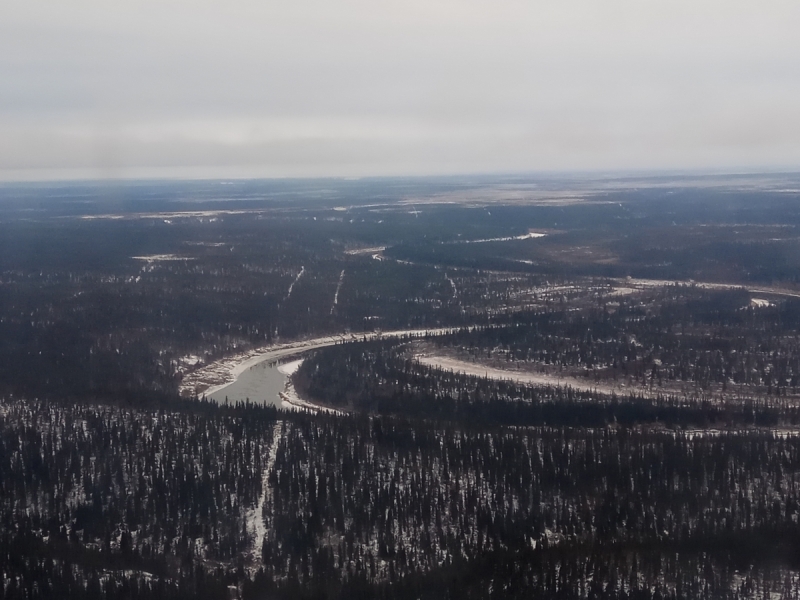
[131,254,194,262]
[443,232,547,244]
[611,277,800,301]
[344,246,386,255]
[82,209,264,220]
[750,298,773,307]
[606,286,638,297]
[277,359,303,376]
[415,354,654,397]
[178,354,203,367]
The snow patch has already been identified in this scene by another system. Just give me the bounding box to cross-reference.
[444,232,547,244]
[277,359,303,376]
[131,254,193,262]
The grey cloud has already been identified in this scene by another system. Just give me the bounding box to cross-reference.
[1,0,799,179]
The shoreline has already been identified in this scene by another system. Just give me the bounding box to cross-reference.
[414,352,800,403]
[275,359,340,413]
[415,353,645,397]
[279,379,344,415]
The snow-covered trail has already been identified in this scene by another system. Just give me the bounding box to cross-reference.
[247,421,283,569]
[331,270,345,314]
[286,266,305,299]
[445,273,457,298]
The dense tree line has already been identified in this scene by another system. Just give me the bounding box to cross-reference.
[259,414,800,585]
[0,399,279,569]
[3,398,800,598]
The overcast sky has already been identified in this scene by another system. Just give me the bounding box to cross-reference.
[2,0,799,180]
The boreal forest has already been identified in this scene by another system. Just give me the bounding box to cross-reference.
[3,174,800,599]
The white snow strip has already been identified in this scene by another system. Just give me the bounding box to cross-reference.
[445,274,458,298]
[614,277,800,300]
[286,266,305,299]
[131,254,194,262]
[331,270,345,314]
[415,354,651,397]
[345,246,386,255]
[247,421,283,570]
[82,209,264,220]
[444,232,547,244]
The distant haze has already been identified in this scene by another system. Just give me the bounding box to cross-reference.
[2,1,800,180]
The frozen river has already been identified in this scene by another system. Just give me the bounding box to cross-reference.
[183,327,462,405]
[207,361,289,406]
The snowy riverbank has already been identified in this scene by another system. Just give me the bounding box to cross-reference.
[180,327,461,402]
